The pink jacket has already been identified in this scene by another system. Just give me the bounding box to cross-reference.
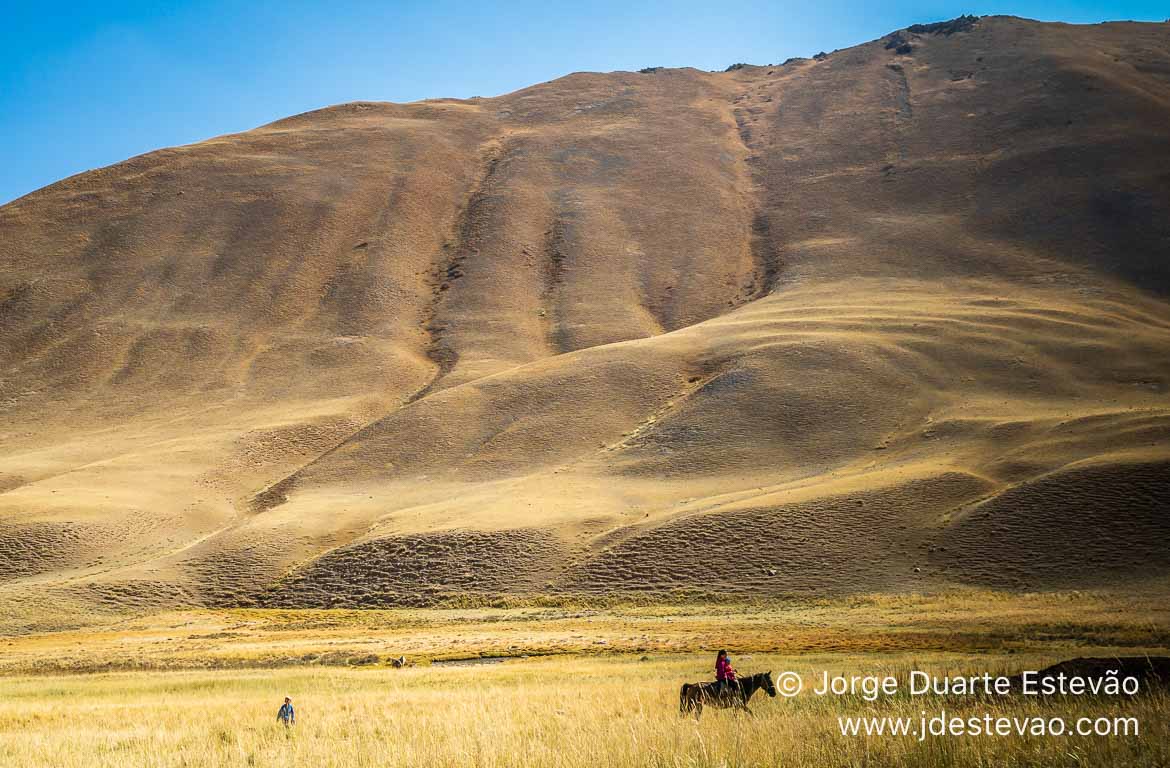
[716,656,737,681]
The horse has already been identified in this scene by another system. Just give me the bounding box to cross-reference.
[680,671,777,719]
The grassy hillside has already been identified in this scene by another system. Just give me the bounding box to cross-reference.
[2,16,1169,617]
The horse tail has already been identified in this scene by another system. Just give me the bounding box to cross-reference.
[679,684,690,713]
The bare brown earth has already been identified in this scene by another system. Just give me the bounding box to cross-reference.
[2,16,1170,627]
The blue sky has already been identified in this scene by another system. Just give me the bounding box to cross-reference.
[1,0,1165,204]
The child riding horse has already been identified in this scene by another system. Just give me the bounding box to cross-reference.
[680,670,777,718]
[715,649,738,697]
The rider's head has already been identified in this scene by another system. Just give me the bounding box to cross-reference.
[717,649,727,660]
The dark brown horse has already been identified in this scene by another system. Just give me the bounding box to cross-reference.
[680,671,777,718]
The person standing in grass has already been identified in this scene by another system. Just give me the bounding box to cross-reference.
[277,696,295,727]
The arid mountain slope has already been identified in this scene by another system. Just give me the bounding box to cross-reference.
[2,16,1169,625]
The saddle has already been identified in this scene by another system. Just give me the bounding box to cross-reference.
[705,679,741,699]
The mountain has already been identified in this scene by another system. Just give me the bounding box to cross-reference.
[2,16,1169,624]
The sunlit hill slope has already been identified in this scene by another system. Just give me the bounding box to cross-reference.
[2,16,1169,625]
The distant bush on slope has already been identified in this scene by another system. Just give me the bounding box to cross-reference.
[908,14,979,35]
[884,33,913,54]
[885,15,979,56]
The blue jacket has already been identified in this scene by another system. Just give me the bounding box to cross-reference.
[278,703,295,723]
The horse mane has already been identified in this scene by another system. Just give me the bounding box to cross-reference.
[741,671,774,695]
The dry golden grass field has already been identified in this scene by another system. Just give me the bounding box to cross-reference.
[1,656,1166,768]
[2,593,1169,767]
[3,590,1170,674]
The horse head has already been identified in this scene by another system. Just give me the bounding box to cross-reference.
[762,671,777,697]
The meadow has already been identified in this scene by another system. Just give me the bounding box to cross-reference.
[5,590,1170,674]
[0,654,1167,767]
[1,591,1168,766]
